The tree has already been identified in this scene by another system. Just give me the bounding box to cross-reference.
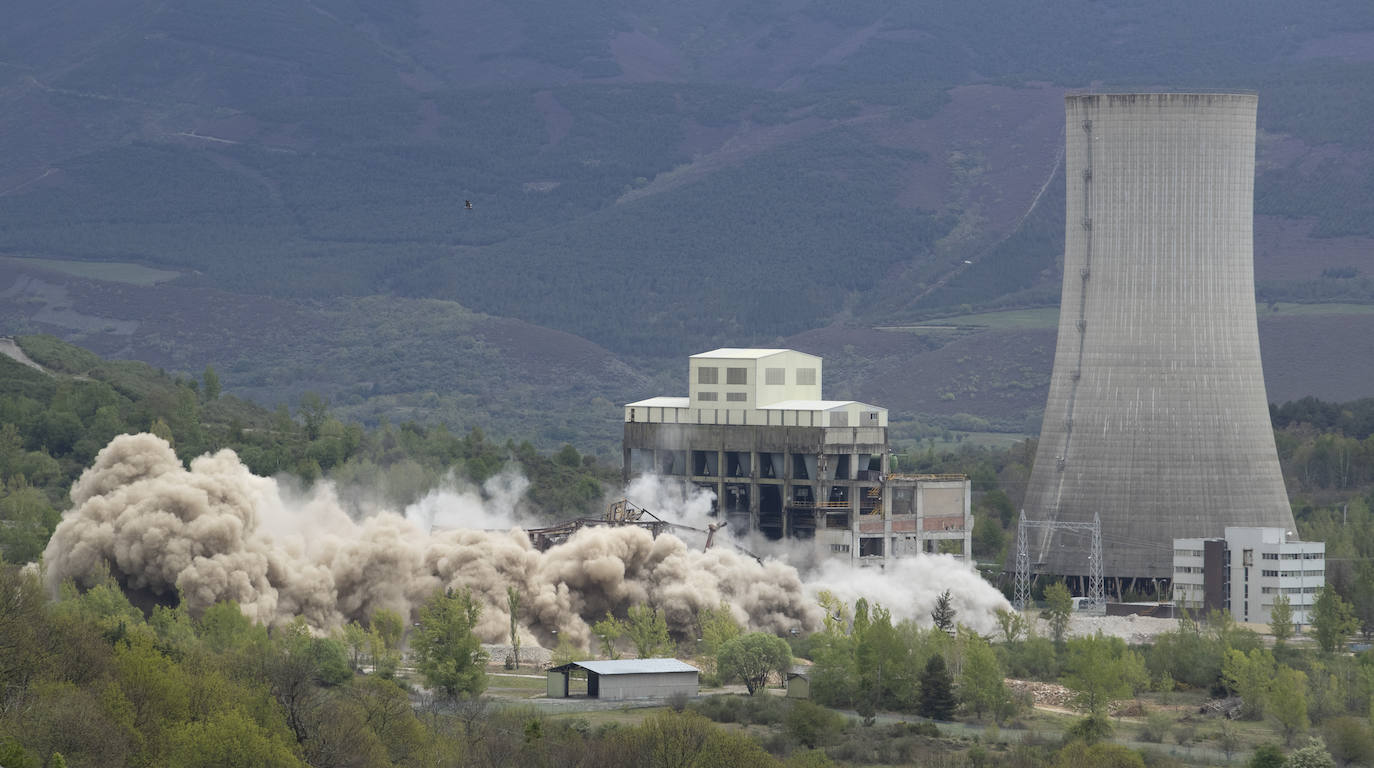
[165,710,303,768]
[1323,716,1374,767]
[506,586,521,669]
[1223,647,1277,719]
[1248,744,1286,768]
[1063,633,1136,717]
[592,613,624,659]
[625,605,674,659]
[1050,741,1144,768]
[1268,665,1310,746]
[201,365,221,402]
[717,633,792,695]
[1044,581,1073,645]
[931,590,956,634]
[1271,594,1295,647]
[995,608,1026,644]
[1312,585,1358,653]
[412,588,488,699]
[959,633,1007,720]
[784,701,844,749]
[1284,738,1337,768]
[918,654,956,720]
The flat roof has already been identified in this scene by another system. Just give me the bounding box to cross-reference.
[625,396,690,408]
[549,658,700,675]
[691,348,812,360]
[759,399,884,411]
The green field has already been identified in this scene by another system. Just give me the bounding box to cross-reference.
[1,255,181,286]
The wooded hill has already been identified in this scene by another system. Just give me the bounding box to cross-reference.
[3,0,1374,445]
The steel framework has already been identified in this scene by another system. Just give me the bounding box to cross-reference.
[1013,511,1103,612]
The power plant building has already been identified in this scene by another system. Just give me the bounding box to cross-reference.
[623,349,971,561]
[1019,93,1296,586]
[1172,528,1324,628]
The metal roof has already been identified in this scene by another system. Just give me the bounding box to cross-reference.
[759,399,883,411]
[548,658,700,676]
[690,348,806,359]
[625,396,690,408]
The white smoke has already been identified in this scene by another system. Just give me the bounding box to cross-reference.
[42,435,1008,645]
[42,435,822,646]
[404,470,532,532]
[806,555,1009,634]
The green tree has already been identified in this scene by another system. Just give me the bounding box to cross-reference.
[412,588,488,699]
[1271,594,1295,647]
[1223,647,1277,719]
[995,608,1026,644]
[165,710,304,768]
[931,589,956,634]
[341,622,369,671]
[201,365,221,402]
[718,633,792,695]
[1045,581,1073,645]
[1312,585,1358,653]
[625,605,674,659]
[1064,633,1137,717]
[1248,744,1286,768]
[1324,716,1374,767]
[959,633,1007,720]
[1284,738,1337,768]
[1269,665,1310,746]
[784,701,844,749]
[918,654,956,720]
[592,613,624,659]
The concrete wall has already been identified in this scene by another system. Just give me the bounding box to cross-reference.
[1023,93,1295,580]
[593,671,699,701]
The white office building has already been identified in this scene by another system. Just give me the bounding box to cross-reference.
[1173,526,1324,627]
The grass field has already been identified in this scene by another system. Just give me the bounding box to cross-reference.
[0,255,181,285]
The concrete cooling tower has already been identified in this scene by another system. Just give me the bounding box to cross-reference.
[1019,93,1295,584]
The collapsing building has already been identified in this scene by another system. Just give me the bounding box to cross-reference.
[623,348,971,561]
[1019,93,1297,589]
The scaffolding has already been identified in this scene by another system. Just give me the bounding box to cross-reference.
[1013,510,1103,612]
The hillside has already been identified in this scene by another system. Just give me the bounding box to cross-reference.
[3,0,1374,442]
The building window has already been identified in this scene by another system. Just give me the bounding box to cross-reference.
[726,392,747,402]
[1262,570,1278,577]
[698,367,718,384]
[830,544,850,554]
[726,367,747,385]
[797,368,817,386]
[1262,553,1278,560]
[697,392,718,401]
[765,367,785,385]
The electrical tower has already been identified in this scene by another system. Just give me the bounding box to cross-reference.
[1013,511,1103,612]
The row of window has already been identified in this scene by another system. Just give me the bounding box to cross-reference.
[1174,549,1205,558]
[1174,565,1202,574]
[1263,552,1324,560]
[697,366,817,386]
[696,392,748,402]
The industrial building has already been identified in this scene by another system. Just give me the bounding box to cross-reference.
[623,348,971,561]
[546,658,699,701]
[1018,93,1296,588]
[1172,527,1324,627]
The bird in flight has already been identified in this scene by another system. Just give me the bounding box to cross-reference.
[465,200,473,210]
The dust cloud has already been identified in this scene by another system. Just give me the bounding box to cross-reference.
[43,434,1007,645]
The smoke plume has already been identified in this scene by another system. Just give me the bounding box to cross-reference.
[43,435,822,645]
[43,434,1008,644]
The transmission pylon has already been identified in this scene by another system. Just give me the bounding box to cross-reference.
[1013,510,1104,612]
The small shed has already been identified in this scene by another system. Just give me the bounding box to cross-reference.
[546,659,699,701]
[786,668,811,699]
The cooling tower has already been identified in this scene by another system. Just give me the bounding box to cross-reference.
[1020,93,1295,581]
